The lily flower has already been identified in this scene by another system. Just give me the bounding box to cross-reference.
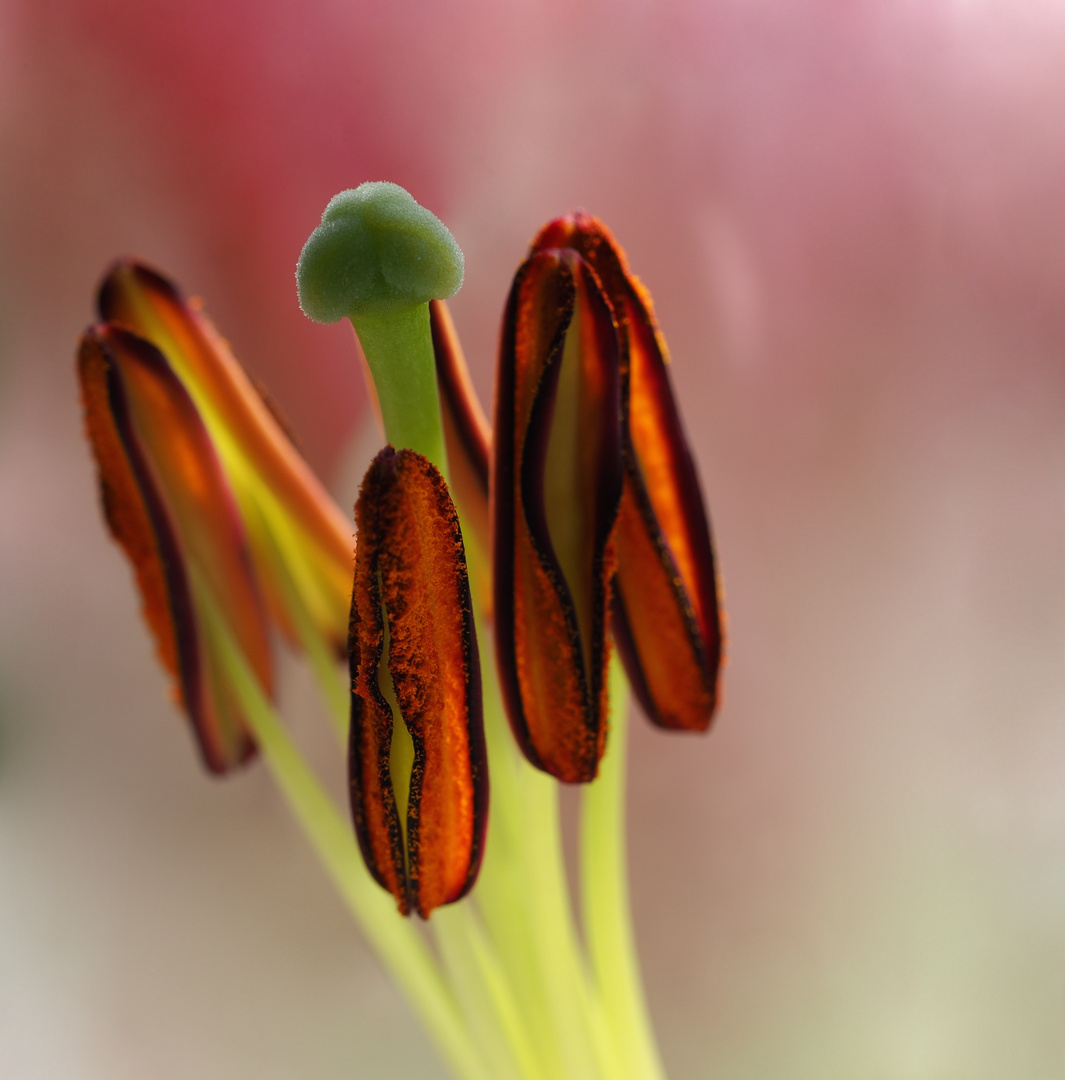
[78,324,272,773]
[81,182,717,1079]
[349,446,487,918]
[531,214,723,733]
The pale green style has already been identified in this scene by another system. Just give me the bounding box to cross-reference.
[296,182,461,470]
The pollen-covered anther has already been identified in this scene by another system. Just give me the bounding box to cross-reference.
[78,324,273,773]
[429,299,491,553]
[530,213,724,732]
[97,259,354,657]
[492,249,623,783]
[348,446,487,917]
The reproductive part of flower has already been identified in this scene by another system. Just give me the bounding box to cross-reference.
[296,183,463,472]
[429,298,491,559]
[78,325,272,773]
[98,260,354,656]
[493,249,623,783]
[349,447,487,917]
[531,214,723,731]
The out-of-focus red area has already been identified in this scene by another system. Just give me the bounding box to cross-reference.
[3,0,528,466]
[3,2,1065,1078]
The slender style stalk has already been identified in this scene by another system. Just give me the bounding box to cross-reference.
[582,656,666,1080]
[352,304,449,472]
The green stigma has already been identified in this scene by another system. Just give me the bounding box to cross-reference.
[296,182,464,323]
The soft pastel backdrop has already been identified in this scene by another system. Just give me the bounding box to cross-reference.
[2,1,1065,1077]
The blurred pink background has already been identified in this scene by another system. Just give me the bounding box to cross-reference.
[3,1,1065,1076]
